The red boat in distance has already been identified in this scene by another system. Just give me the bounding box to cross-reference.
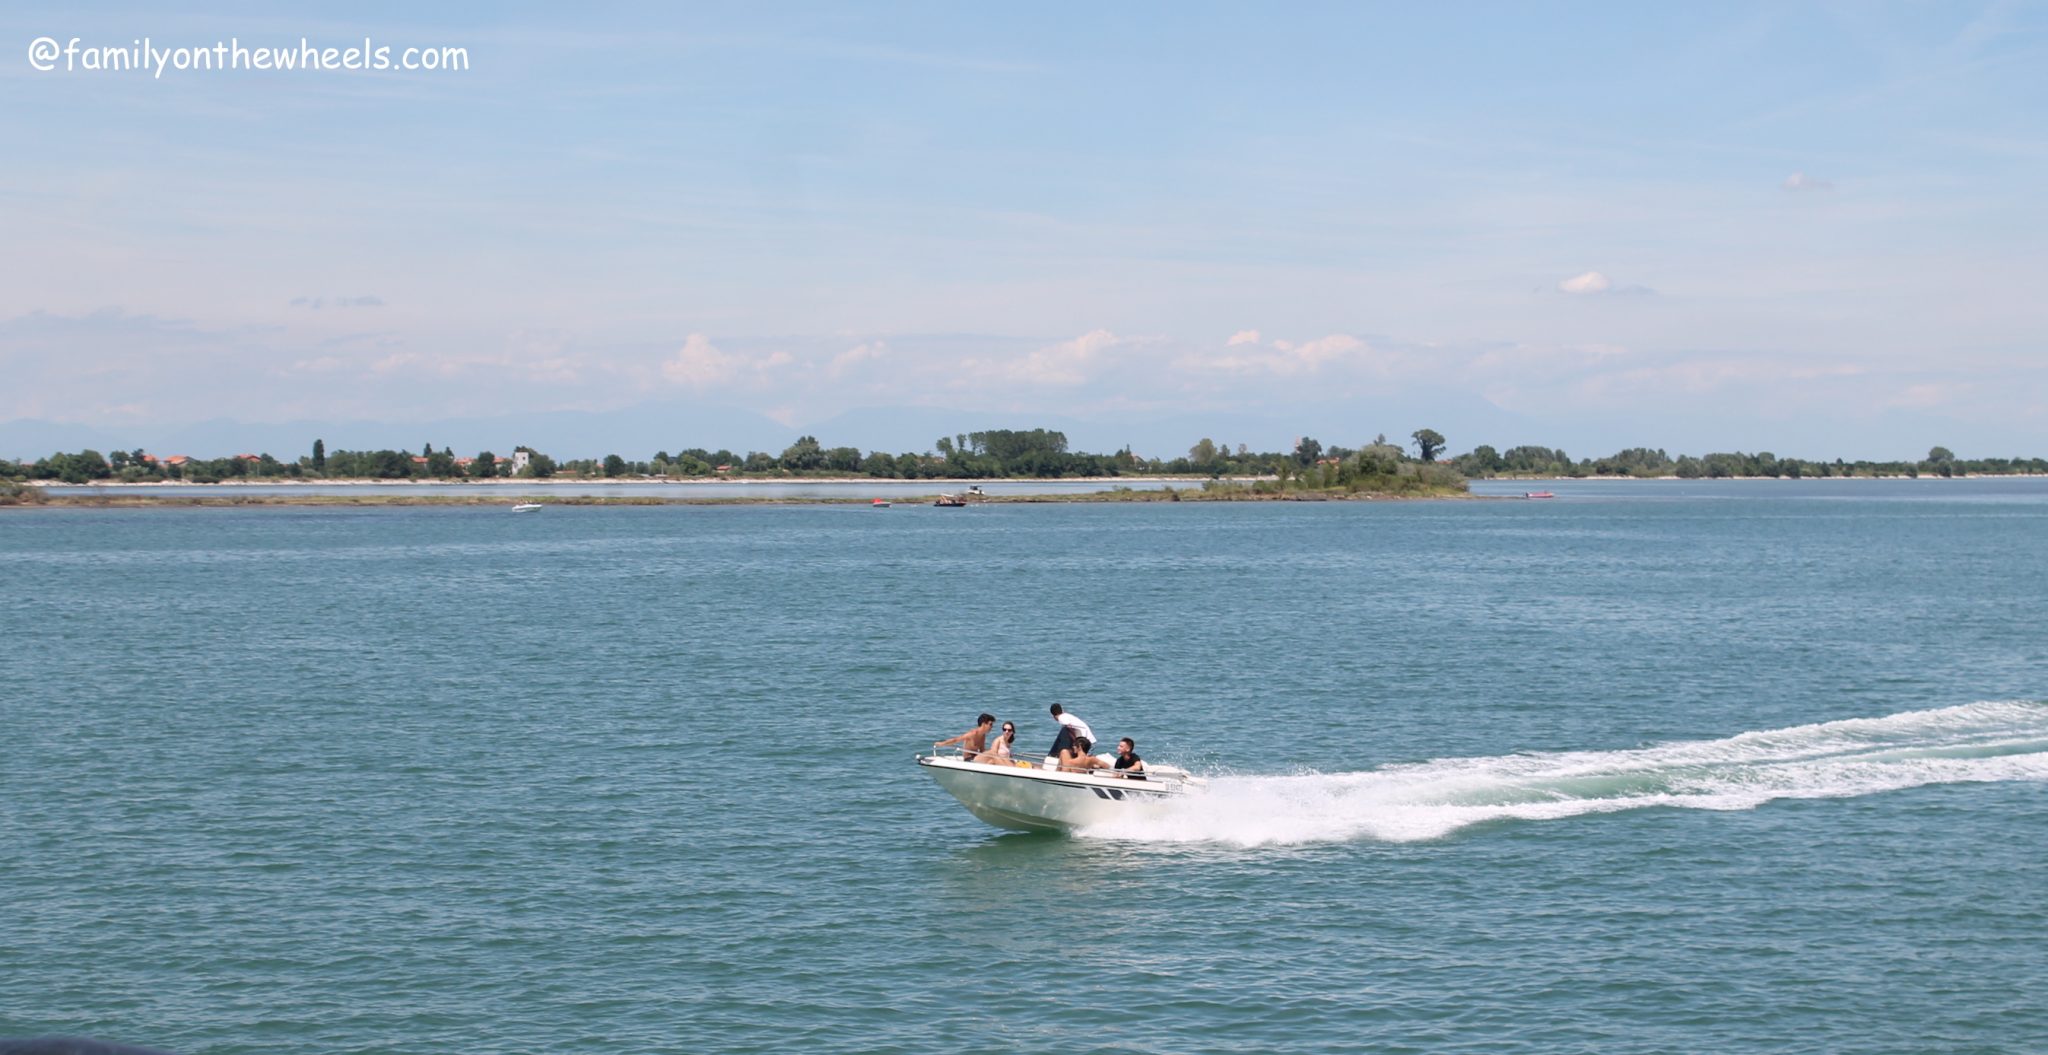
[1524,491,1556,499]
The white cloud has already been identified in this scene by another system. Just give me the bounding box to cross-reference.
[1191,332,1372,377]
[660,332,791,388]
[1782,172,1835,192]
[1556,271,1655,296]
[1226,329,1261,346]
[971,329,1123,386]
[1559,270,1612,294]
[829,340,886,376]
[662,333,732,385]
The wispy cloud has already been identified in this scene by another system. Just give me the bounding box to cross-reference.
[1558,270,1656,296]
[961,329,1124,386]
[829,340,886,377]
[289,295,385,309]
[1185,332,1377,377]
[1558,271,1612,294]
[1782,172,1835,192]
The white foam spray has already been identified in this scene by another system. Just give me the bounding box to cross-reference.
[1079,701,2048,846]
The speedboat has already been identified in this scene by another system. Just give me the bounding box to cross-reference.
[511,502,543,512]
[917,750,1201,832]
[1523,491,1555,499]
[933,493,967,507]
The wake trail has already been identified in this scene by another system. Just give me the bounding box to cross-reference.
[1079,700,2048,846]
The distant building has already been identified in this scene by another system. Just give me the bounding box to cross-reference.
[508,450,531,475]
[165,455,191,466]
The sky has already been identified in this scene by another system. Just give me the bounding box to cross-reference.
[3,2,2045,460]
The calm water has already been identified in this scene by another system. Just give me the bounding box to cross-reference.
[3,481,2045,1054]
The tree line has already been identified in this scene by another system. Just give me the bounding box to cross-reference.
[1452,445,2048,479]
[3,427,2042,486]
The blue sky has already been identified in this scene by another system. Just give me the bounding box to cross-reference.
[3,2,2045,459]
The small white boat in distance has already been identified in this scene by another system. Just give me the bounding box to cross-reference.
[511,502,543,512]
[917,749,1201,832]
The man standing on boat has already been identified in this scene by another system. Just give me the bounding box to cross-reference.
[1044,703,1095,767]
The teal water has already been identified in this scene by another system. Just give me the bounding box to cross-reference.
[4,481,2045,1053]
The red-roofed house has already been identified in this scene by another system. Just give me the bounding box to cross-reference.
[165,455,191,466]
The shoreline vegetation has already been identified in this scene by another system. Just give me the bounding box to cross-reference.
[2,482,1476,509]
[3,427,2041,507]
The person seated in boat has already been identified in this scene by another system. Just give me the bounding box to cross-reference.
[1057,735,1111,773]
[934,714,995,761]
[1113,737,1146,780]
[1043,703,1096,767]
[979,721,1019,766]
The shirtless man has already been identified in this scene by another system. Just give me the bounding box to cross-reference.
[935,713,996,761]
[1057,735,1111,773]
[979,721,1018,765]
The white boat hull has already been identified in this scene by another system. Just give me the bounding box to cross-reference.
[918,755,1185,832]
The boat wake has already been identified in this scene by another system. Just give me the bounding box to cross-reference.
[1078,701,2048,846]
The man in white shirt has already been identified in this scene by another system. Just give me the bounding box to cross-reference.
[1044,703,1096,767]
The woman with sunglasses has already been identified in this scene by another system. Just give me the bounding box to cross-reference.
[979,721,1019,766]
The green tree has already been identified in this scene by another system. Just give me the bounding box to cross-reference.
[1411,428,1446,462]
[1189,438,1218,465]
[824,446,863,473]
[311,438,326,472]
[603,453,628,477]
[1295,437,1323,466]
[473,451,497,479]
[780,435,824,471]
